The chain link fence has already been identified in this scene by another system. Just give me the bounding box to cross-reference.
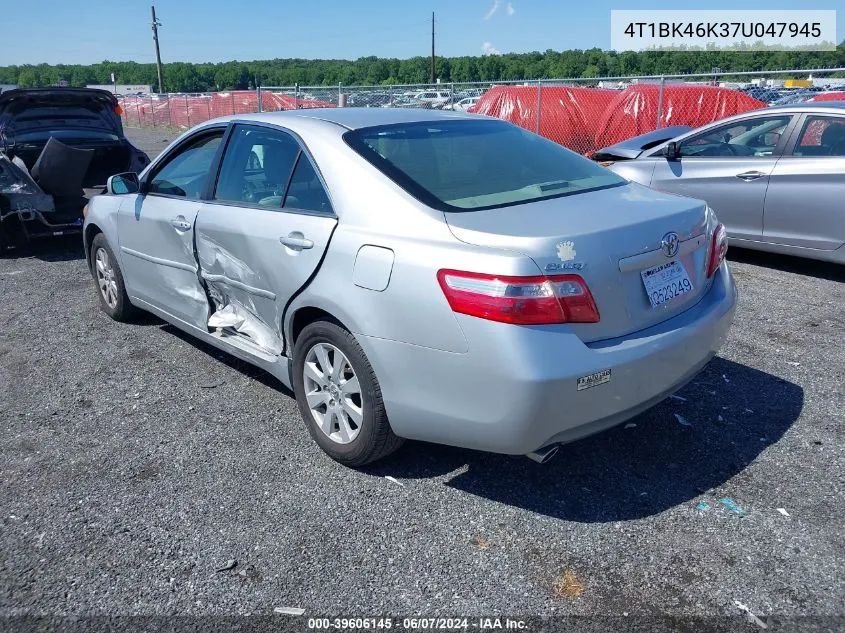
[119,67,845,155]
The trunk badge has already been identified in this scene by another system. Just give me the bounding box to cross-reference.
[661,232,680,258]
[556,241,577,261]
[545,261,585,271]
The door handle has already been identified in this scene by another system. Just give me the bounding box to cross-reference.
[280,233,314,250]
[170,216,192,231]
[735,171,766,181]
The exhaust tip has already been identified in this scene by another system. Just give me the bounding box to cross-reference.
[526,444,559,464]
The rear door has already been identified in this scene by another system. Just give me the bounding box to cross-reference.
[118,126,225,327]
[648,113,795,240]
[195,123,337,355]
[762,113,845,250]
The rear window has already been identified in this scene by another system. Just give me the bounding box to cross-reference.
[344,119,625,212]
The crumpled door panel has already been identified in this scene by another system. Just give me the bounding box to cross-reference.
[194,202,337,357]
[197,231,285,356]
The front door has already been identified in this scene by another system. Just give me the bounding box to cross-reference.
[649,114,794,241]
[117,127,225,327]
[194,123,337,354]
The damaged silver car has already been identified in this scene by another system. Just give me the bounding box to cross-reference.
[84,109,735,466]
[0,88,149,248]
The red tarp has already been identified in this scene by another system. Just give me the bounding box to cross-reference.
[808,91,845,102]
[120,90,335,128]
[593,84,765,150]
[469,86,617,155]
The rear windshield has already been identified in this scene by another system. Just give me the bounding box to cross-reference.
[344,119,625,212]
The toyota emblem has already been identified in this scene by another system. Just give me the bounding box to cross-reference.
[661,232,680,258]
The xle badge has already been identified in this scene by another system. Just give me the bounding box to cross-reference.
[576,368,611,391]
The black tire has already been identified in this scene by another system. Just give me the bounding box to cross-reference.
[292,320,404,466]
[90,233,136,322]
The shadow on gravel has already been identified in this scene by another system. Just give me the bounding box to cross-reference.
[367,357,803,522]
[728,247,844,283]
[0,235,84,262]
[160,323,294,396]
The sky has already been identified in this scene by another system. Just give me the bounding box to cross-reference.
[3,0,843,65]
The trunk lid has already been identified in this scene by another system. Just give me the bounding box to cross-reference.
[444,182,712,343]
[0,88,123,139]
[11,140,131,188]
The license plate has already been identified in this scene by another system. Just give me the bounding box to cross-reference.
[577,368,611,391]
[641,260,693,307]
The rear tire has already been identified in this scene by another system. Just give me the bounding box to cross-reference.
[90,233,136,322]
[292,320,404,466]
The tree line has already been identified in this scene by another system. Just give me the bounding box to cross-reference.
[2,44,843,93]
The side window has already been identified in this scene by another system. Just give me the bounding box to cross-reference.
[283,154,333,214]
[214,125,300,206]
[792,116,845,157]
[678,116,792,158]
[149,131,223,198]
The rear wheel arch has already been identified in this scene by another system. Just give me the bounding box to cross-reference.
[289,306,349,349]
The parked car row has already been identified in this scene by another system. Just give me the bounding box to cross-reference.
[7,88,837,471]
[340,89,485,110]
[741,85,842,105]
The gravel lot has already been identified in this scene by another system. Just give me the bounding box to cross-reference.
[1,127,843,628]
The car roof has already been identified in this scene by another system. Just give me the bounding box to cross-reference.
[224,107,479,131]
[764,101,845,112]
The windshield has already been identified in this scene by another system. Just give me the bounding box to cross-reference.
[14,129,120,142]
[344,119,625,211]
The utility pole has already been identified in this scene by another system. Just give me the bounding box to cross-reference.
[430,11,435,84]
[151,5,164,93]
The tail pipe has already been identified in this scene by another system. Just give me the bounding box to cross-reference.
[526,444,559,464]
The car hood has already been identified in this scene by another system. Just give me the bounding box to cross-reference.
[0,88,123,138]
[592,125,692,161]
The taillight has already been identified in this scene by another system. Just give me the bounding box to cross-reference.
[706,223,728,277]
[114,104,124,116]
[437,269,600,325]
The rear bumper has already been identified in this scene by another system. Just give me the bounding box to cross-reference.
[361,263,737,455]
[0,208,84,240]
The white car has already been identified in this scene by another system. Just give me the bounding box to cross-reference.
[449,96,480,111]
[412,91,451,108]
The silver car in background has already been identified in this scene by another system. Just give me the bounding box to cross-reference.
[607,103,845,264]
[83,109,736,466]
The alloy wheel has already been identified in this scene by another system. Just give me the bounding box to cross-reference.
[95,248,119,309]
[302,342,364,444]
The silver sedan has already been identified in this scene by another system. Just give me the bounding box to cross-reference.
[83,109,736,466]
[607,102,845,264]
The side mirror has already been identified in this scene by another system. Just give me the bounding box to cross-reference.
[663,141,681,160]
[106,172,140,195]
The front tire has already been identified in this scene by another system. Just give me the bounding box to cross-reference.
[292,320,403,466]
[90,233,136,322]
